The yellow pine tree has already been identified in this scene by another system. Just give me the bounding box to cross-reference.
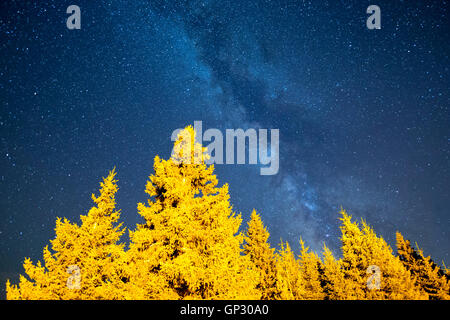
[297,239,326,300]
[276,241,304,299]
[6,169,127,300]
[244,210,280,300]
[338,209,368,299]
[396,232,450,300]
[126,126,259,299]
[320,244,354,300]
[339,209,428,300]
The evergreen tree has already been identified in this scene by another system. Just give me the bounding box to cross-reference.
[7,169,127,300]
[298,239,326,299]
[320,244,353,300]
[276,241,304,299]
[126,126,259,299]
[244,210,280,299]
[396,232,450,300]
[340,209,428,300]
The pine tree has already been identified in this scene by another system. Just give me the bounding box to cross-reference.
[6,169,127,300]
[244,210,280,299]
[276,241,304,299]
[338,209,367,299]
[126,126,259,299]
[396,232,450,300]
[339,209,428,300]
[320,244,353,300]
[297,239,326,299]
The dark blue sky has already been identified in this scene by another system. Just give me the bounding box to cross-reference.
[1,0,449,298]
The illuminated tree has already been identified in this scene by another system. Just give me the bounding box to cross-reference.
[6,169,127,300]
[396,232,450,300]
[126,126,259,299]
[276,241,304,299]
[320,244,353,300]
[244,210,280,299]
[339,209,427,300]
[298,239,326,299]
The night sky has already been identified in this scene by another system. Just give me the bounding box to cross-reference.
[1,0,449,298]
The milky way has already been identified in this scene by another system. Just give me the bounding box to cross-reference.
[0,0,449,298]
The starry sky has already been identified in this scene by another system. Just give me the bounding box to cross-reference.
[0,0,449,298]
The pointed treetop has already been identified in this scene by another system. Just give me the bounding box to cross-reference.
[171,125,210,165]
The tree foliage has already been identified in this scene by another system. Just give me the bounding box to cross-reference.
[6,126,449,300]
[396,232,450,300]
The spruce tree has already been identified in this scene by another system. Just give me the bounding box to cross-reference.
[320,244,353,300]
[298,239,326,299]
[276,241,304,299]
[340,209,427,300]
[126,126,259,299]
[396,232,450,300]
[7,169,127,299]
[244,210,280,299]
